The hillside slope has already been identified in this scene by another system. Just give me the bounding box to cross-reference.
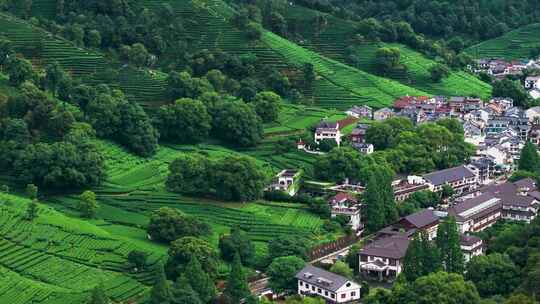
[140,0,427,108]
[0,192,162,303]
[279,4,492,99]
[465,23,540,60]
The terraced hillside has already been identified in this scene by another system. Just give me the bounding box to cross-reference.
[140,0,427,109]
[0,13,167,104]
[0,192,162,303]
[465,23,540,60]
[279,4,492,99]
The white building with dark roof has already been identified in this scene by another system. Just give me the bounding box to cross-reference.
[315,121,341,146]
[296,264,361,303]
[460,234,484,263]
[328,193,363,231]
[448,192,502,233]
[422,165,478,194]
[359,236,410,281]
[267,169,302,196]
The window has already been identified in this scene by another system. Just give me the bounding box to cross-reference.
[325,291,328,296]
[346,283,351,287]
[312,286,315,291]
[299,281,303,286]
[351,292,356,297]
[318,288,322,294]
[305,284,309,288]
[341,294,346,298]
[331,294,335,299]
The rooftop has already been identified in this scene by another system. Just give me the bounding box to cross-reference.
[360,236,410,259]
[402,209,439,229]
[295,264,354,292]
[423,165,476,186]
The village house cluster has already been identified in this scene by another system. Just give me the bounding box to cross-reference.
[358,175,540,281]
[469,58,540,100]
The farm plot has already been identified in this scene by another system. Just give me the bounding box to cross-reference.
[466,23,540,60]
[0,192,162,303]
[0,13,168,105]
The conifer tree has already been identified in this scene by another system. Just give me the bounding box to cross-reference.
[150,262,171,304]
[364,166,397,232]
[224,252,250,303]
[171,275,202,304]
[436,217,464,274]
[364,174,385,233]
[185,256,216,303]
[25,199,38,221]
[402,235,423,282]
[519,142,540,173]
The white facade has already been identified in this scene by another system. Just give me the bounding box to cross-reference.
[525,76,540,90]
[359,255,403,281]
[315,126,342,146]
[297,280,360,303]
[461,240,484,263]
[331,206,362,231]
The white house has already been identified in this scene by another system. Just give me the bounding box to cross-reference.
[526,106,540,122]
[460,235,484,263]
[315,121,341,146]
[352,143,374,155]
[525,76,540,90]
[359,236,410,281]
[530,89,540,100]
[267,169,302,196]
[296,265,361,303]
[328,193,363,231]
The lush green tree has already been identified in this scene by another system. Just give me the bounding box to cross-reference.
[166,237,218,280]
[224,252,250,303]
[303,63,316,84]
[128,250,148,270]
[375,47,401,73]
[116,100,159,157]
[45,62,68,97]
[5,56,35,87]
[318,138,338,152]
[212,155,268,201]
[78,190,98,218]
[156,98,212,143]
[492,79,530,108]
[147,207,210,243]
[212,100,263,147]
[171,275,202,304]
[267,256,305,294]
[150,263,172,304]
[166,154,211,195]
[365,122,394,150]
[246,22,263,40]
[465,253,521,297]
[329,260,353,279]
[403,232,441,282]
[392,272,481,304]
[315,147,371,183]
[364,288,392,304]
[436,217,464,274]
[268,235,309,260]
[26,183,38,200]
[88,285,109,304]
[185,256,216,303]
[429,63,450,82]
[219,226,255,266]
[518,142,540,173]
[346,244,360,273]
[363,165,397,233]
[441,184,455,199]
[252,91,282,123]
[86,29,102,48]
[0,37,14,66]
[25,199,39,221]
[129,43,150,67]
[447,37,465,53]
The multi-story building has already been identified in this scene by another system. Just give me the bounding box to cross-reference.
[352,143,374,155]
[373,107,395,121]
[448,193,502,233]
[359,236,410,281]
[315,121,341,146]
[346,105,373,119]
[350,123,369,144]
[460,235,484,263]
[296,265,361,303]
[392,176,430,202]
[422,165,478,194]
[328,193,363,231]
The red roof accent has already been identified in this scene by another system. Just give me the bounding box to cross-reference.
[330,192,358,204]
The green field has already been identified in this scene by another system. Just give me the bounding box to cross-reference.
[279,4,492,99]
[0,13,167,105]
[466,23,540,60]
[0,192,161,304]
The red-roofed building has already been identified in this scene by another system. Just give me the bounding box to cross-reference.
[328,193,362,231]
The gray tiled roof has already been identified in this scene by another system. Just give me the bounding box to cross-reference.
[359,236,410,259]
[402,209,439,229]
[423,165,476,186]
[295,264,354,292]
[461,234,482,246]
